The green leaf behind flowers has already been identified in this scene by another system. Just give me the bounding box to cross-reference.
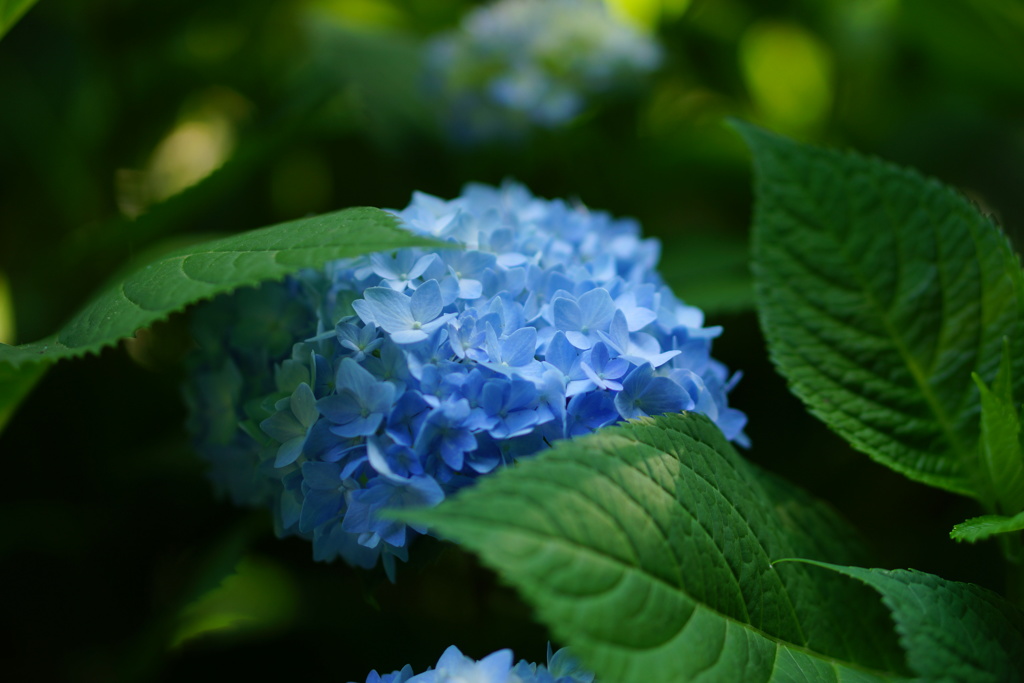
[738,121,1024,498]
[0,207,442,371]
[399,413,909,683]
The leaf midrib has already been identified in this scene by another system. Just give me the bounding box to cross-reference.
[426,429,903,676]
[857,168,971,464]
[452,508,896,680]
[765,155,973,480]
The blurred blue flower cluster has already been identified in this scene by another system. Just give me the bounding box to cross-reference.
[185,181,745,578]
[426,0,661,141]
[356,644,594,683]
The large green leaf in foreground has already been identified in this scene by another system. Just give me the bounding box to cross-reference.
[401,413,908,683]
[803,563,1024,683]
[739,122,1024,497]
[0,207,439,370]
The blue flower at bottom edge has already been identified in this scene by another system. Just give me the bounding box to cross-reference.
[355,644,595,683]
[184,181,747,579]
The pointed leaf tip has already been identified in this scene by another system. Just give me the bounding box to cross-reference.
[746,127,1024,497]
[0,207,446,372]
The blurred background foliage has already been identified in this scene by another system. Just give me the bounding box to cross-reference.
[2,0,1023,681]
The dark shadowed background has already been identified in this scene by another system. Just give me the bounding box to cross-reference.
[2,0,1022,680]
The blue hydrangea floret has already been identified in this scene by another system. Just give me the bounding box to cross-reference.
[185,181,746,579]
[355,644,595,683]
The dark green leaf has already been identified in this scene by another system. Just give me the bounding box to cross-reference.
[738,121,1024,497]
[801,563,1024,683]
[399,413,908,683]
[0,207,442,371]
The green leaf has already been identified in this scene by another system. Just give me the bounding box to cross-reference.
[738,121,1024,497]
[800,563,1024,683]
[0,0,37,41]
[972,340,1024,513]
[398,413,909,683]
[951,511,1024,543]
[171,555,298,649]
[0,207,441,371]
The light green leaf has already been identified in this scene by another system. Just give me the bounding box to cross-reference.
[738,121,1024,497]
[950,511,1024,543]
[972,340,1024,514]
[172,555,298,648]
[0,207,441,371]
[800,563,1024,683]
[399,413,909,683]
[0,0,37,41]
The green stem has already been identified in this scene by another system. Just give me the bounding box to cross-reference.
[1000,533,1024,608]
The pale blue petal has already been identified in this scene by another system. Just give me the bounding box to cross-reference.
[335,358,378,396]
[352,298,377,326]
[370,251,400,279]
[366,437,408,482]
[638,376,691,415]
[503,326,538,366]
[457,278,483,299]
[565,330,592,350]
[477,649,514,682]
[390,329,430,344]
[544,331,577,370]
[439,275,460,305]
[578,288,615,330]
[419,312,456,337]
[409,279,443,323]
[552,296,582,332]
[580,361,604,388]
[408,253,438,280]
[363,287,414,333]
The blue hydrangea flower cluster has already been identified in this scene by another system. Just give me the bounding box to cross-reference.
[185,181,746,579]
[426,0,661,141]
[356,644,595,683]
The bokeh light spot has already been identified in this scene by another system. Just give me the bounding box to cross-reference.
[740,21,834,133]
[605,0,691,29]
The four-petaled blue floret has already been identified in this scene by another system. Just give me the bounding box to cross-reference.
[185,181,747,580]
[354,644,595,683]
[425,0,662,142]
